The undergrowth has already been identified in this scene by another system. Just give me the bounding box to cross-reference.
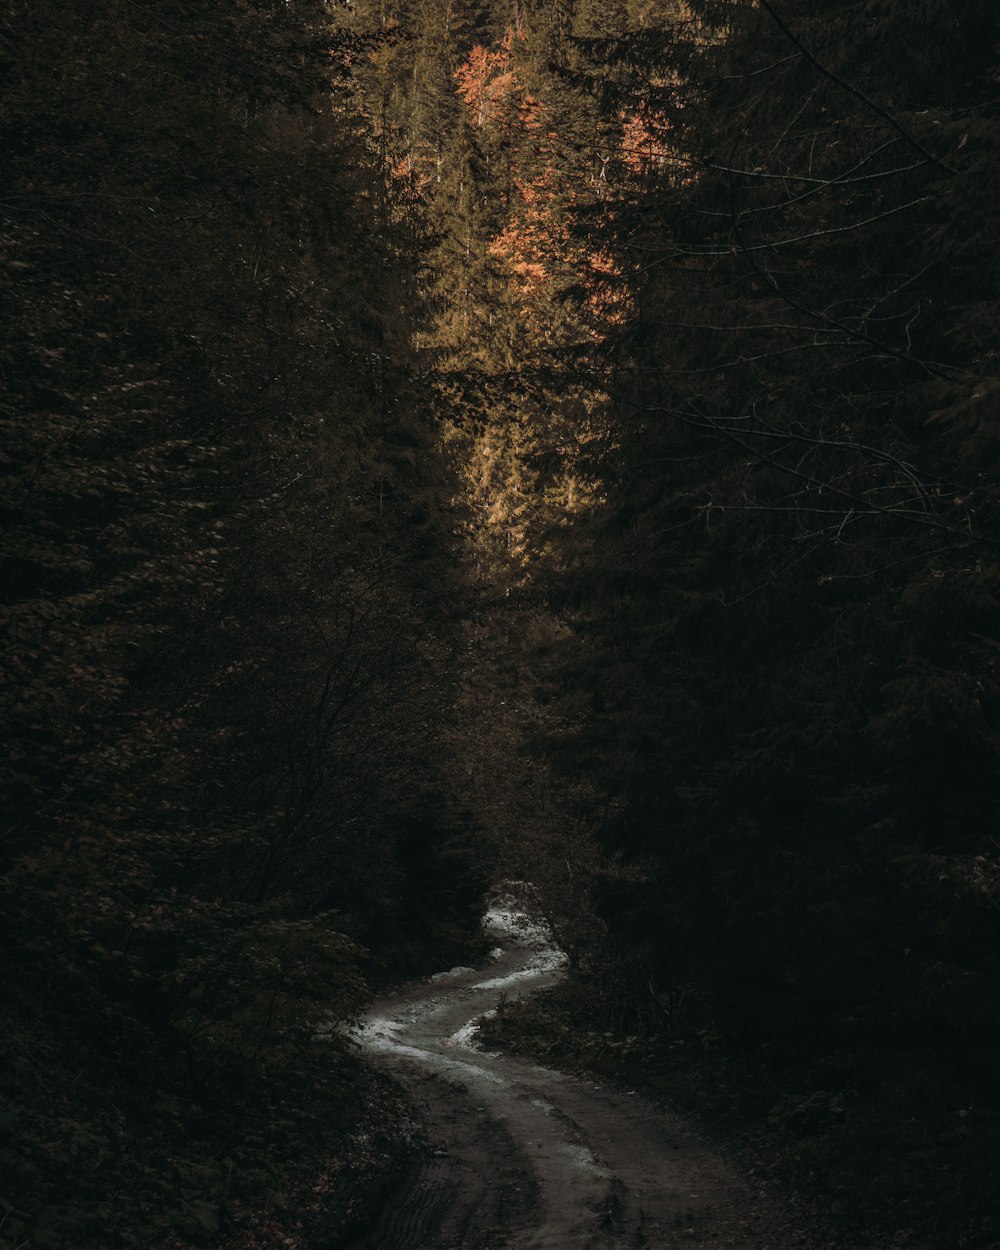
[0,1026,413,1250]
[478,977,1000,1250]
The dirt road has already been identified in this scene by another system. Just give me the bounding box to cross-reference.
[351,898,809,1250]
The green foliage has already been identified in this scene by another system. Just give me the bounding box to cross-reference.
[1,0,488,1244]
[336,5,1000,1244]
[551,0,1000,1025]
[503,1,1000,1244]
[484,977,1000,1249]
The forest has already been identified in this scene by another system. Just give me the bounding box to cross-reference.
[2,1,998,1248]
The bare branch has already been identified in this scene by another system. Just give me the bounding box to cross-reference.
[756,0,957,175]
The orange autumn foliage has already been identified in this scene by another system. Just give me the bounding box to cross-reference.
[454,42,520,128]
[619,105,673,172]
[454,32,636,335]
[488,172,567,295]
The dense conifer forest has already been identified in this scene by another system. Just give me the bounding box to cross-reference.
[3,1,999,1248]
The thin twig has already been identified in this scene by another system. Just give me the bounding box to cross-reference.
[756,0,956,175]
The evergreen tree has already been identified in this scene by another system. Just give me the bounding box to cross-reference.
[1,1,486,1243]
[542,2,1000,1237]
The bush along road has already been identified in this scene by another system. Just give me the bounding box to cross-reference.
[346,897,853,1250]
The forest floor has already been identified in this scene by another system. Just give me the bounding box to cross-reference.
[344,901,867,1250]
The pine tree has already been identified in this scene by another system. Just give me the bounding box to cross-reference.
[1,1,487,1242]
[544,5,1000,1207]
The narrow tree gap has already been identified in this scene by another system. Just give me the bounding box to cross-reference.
[3,1,999,1249]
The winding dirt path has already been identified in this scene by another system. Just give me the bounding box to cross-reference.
[351,899,809,1250]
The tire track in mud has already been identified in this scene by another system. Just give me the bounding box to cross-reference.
[351,1072,539,1250]
[348,897,818,1250]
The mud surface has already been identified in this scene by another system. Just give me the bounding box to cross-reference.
[350,899,820,1250]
